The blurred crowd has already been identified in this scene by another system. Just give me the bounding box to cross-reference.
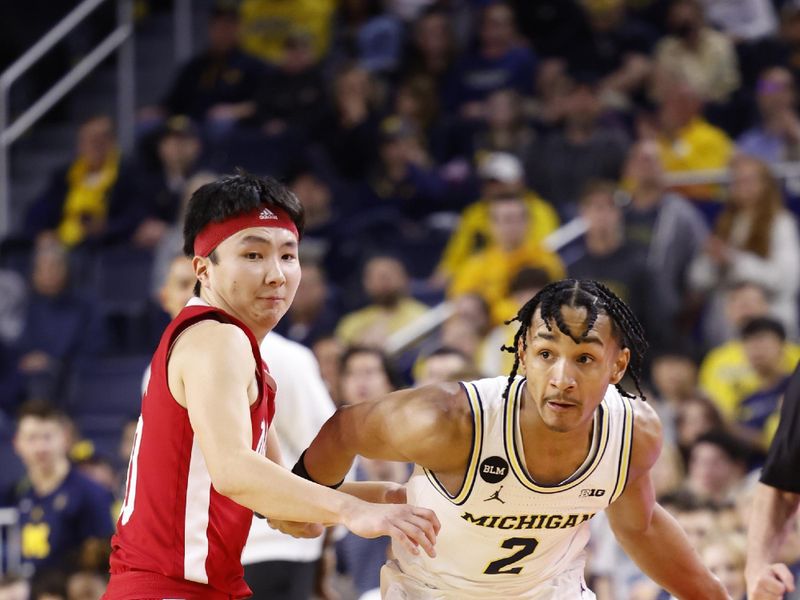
[2,0,800,599]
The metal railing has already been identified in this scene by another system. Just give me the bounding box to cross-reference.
[0,0,135,237]
[385,216,588,356]
[0,507,21,576]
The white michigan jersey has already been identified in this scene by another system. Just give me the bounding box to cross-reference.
[386,376,635,599]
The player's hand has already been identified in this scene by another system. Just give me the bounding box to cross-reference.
[748,563,796,599]
[266,518,325,539]
[341,501,440,558]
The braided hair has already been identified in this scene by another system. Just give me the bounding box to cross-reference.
[502,279,648,401]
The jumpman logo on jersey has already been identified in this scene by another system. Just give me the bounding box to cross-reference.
[484,486,505,504]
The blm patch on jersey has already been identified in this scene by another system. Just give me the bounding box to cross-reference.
[480,456,509,484]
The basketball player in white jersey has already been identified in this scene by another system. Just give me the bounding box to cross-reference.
[286,279,729,599]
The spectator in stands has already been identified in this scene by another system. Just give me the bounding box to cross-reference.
[239,0,336,64]
[357,115,447,223]
[701,279,775,348]
[650,348,700,409]
[470,88,535,165]
[314,64,380,181]
[150,172,216,298]
[565,0,656,107]
[335,255,428,347]
[730,318,795,449]
[155,1,265,127]
[737,66,800,164]
[653,0,740,103]
[702,533,748,600]
[312,336,345,406]
[688,154,800,341]
[242,332,337,599]
[0,575,30,600]
[567,180,666,343]
[24,116,119,247]
[0,240,104,413]
[335,346,408,600]
[445,1,536,118]
[414,346,475,386]
[622,139,709,342]
[251,30,326,136]
[675,396,725,461]
[400,6,457,92]
[274,261,340,348]
[526,73,629,218]
[107,116,202,248]
[157,255,196,321]
[685,429,749,504]
[449,193,565,313]
[5,401,114,579]
[649,73,734,201]
[436,152,559,286]
[700,305,800,422]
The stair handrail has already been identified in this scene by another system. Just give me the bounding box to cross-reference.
[0,0,135,237]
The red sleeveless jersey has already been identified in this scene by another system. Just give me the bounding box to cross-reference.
[106,302,275,599]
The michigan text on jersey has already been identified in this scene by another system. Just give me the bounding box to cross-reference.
[460,512,596,530]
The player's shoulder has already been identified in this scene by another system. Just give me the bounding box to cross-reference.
[629,398,663,474]
[170,319,254,372]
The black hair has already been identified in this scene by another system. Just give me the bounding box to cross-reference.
[693,429,750,465]
[183,170,305,295]
[16,399,67,425]
[340,345,404,391]
[740,316,786,341]
[502,278,648,400]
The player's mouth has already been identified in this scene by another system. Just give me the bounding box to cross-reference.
[546,401,577,412]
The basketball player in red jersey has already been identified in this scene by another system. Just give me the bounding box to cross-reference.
[104,173,439,599]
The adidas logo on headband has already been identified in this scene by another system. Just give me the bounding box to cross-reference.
[259,207,278,220]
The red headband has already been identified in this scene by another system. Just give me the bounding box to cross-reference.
[193,205,299,257]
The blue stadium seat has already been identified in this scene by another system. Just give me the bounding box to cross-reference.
[65,355,150,420]
[0,416,25,500]
[91,244,154,317]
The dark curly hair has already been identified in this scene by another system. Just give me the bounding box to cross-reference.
[502,279,648,401]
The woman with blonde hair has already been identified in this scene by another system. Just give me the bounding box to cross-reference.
[689,154,800,344]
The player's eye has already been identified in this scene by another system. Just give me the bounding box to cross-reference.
[577,355,594,364]
[245,252,262,260]
[282,253,297,261]
[539,351,551,360]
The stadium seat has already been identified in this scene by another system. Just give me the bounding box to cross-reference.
[91,244,154,317]
[64,355,149,420]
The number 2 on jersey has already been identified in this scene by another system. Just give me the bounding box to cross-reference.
[484,537,539,575]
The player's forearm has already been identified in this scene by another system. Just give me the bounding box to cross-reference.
[213,448,361,525]
[303,408,360,486]
[745,483,800,578]
[615,504,728,600]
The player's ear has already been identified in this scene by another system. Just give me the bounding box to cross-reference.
[193,255,210,290]
[610,347,630,385]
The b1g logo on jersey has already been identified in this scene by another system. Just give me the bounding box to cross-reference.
[480,456,509,484]
[579,488,606,498]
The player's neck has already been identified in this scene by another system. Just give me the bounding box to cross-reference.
[29,457,70,496]
[199,289,270,342]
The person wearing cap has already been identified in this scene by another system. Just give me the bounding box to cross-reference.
[105,172,439,600]
[435,152,559,287]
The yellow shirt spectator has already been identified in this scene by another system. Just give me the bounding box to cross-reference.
[699,340,800,421]
[239,0,335,63]
[336,298,429,347]
[439,190,560,279]
[657,117,733,200]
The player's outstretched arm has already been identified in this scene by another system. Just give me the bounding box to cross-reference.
[745,483,799,600]
[607,401,730,600]
[170,322,439,556]
[299,382,473,488]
